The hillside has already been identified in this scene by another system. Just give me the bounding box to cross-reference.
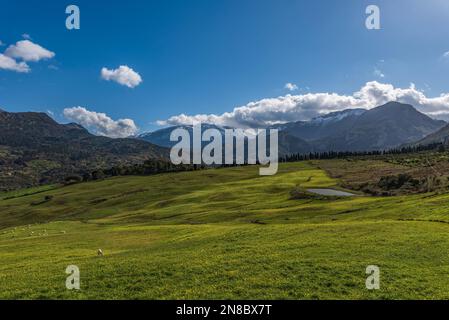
[138,124,227,148]
[1,161,449,299]
[272,108,366,142]
[0,109,168,191]
[411,123,449,146]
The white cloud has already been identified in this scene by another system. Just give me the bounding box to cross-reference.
[373,59,386,78]
[373,67,385,78]
[158,81,449,127]
[22,34,32,40]
[284,82,298,91]
[0,53,30,73]
[63,106,138,138]
[443,51,449,59]
[101,65,142,88]
[5,40,55,62]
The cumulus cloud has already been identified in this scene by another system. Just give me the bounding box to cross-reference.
[284,82,298,91]
[0,53,30,73]
[158,81,449,127]
[63,106,138,138]
[5,40,55,62]
[101,65,142,88]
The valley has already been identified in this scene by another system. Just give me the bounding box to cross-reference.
[1,101,448,192]
[2,1,448,304]
[2,101,449,300]
[1,160,449,299]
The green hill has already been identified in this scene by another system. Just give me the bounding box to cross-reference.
[1,161,449,299]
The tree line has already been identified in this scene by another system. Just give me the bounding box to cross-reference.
[279,143,444,162]
[64,142,445,184]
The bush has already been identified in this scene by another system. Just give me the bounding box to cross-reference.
[92,170,105,180]
[377,174,419,190]
[64,175,82,185]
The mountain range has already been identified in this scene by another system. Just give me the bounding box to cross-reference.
[0,101,448,191]
[139,102,446,154]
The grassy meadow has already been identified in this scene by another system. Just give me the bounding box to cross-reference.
[1,161,449,299]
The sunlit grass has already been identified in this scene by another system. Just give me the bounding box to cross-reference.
[1,161,448,299]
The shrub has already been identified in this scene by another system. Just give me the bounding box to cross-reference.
[64,175,82,185]
[377,174,419,190]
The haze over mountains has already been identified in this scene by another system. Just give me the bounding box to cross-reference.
[139,102,446,154]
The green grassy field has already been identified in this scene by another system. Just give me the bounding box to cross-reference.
[1,161,449,299]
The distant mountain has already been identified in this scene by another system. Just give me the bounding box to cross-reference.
[0,109,168,191]
[271,108,366,141]
[141,102,445,155]
[138,124,227,148]
[277,131,312,155]
[138,126,182,148]
[313,102,446,152]
[411,123,449,146]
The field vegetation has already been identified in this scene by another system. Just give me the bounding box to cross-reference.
[1,160,449,299]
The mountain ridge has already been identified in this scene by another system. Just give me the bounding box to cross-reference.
[0,110,168,191]
[139,102,445,154]
[312,101,446,152]
[410,123,449,147]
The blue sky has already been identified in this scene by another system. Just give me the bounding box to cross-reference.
[1,0,449,135]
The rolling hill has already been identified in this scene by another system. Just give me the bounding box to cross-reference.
[1,161,449,299]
